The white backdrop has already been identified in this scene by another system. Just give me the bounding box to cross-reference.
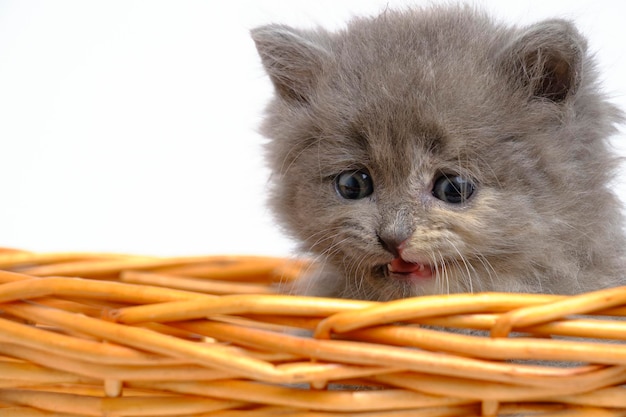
[1,0,625,257]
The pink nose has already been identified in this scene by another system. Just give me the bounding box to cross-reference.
[377,234,408,257]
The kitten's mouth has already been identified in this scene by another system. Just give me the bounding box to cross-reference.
[385,257,435,280]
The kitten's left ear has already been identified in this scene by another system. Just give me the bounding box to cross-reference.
[251,24,331,104]
[499,20,586,103]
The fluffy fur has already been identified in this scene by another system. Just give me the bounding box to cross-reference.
[252,5,625,301]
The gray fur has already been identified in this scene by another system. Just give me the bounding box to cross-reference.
[251,5,626,301]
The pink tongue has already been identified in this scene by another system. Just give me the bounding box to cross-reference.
[389,258,433,278]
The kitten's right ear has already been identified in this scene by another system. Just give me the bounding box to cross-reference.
[498,20,586,103]
[251,24,330,104]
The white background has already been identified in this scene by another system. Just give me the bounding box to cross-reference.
[1,0,625,257]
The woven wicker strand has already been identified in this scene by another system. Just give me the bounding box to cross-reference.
[1,250,626,416]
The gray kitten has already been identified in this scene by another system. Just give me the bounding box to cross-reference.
[251,5,626,301]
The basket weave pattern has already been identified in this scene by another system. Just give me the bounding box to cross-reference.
[1,248,626,416]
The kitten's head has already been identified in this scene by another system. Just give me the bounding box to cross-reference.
[252,6,624,300]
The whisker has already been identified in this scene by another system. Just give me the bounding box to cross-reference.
[278,136,323,177]
[437,250,450,295]
[447,241,474,293]
[474,253,498,291]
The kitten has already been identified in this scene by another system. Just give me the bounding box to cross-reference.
[251,5,626,301]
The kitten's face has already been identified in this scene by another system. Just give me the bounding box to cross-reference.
[253,7,623,300]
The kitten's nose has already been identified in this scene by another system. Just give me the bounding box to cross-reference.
[377,233,408,258]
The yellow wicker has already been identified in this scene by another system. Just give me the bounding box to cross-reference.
[1,248,626,416]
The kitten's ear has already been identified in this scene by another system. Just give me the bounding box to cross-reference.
[499,20,586,103]
[251,24,330,104]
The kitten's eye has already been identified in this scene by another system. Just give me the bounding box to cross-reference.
[432,174,475,204]
[335,170,374,200]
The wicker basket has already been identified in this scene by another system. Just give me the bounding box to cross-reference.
[1,248,626,416]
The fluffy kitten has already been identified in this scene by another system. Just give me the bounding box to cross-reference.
[251,5,626,301]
